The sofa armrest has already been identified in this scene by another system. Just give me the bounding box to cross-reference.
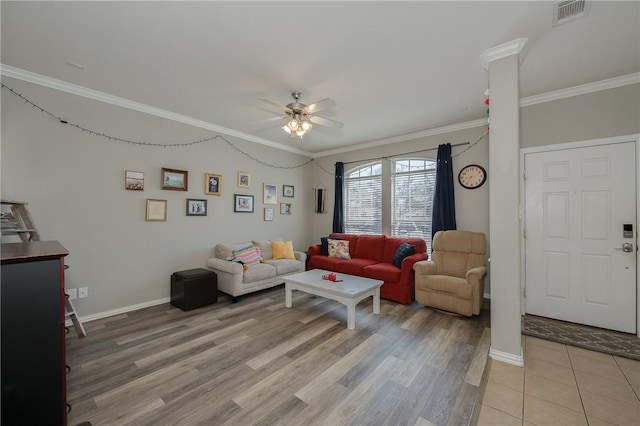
[413,259,437,275]
[294,250,307,263]
[402,252,428,269]
[308,244,321,256]
[206,257,243,275]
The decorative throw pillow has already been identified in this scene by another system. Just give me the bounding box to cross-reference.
[271,240,296,259]
[320,236,341,256]
[392,242,416,268]
[328,239,350,259]
[231,245,261,267]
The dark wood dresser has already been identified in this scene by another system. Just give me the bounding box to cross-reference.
[1,241,69,425]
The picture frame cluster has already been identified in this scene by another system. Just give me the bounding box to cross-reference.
[126,168,295,221]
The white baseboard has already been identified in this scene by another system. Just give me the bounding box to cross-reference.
[65,297,170,328]
[489,346,524,367]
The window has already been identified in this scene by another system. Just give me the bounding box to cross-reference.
[344,162,382,234]
[391,159,436,249]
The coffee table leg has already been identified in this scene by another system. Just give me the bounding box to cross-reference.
[373,287,380,315]
[346,301,356,330]
[285,282,292,308]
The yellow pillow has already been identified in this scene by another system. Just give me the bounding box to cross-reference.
[271,240,295,259]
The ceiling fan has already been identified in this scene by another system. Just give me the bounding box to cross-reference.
[259,91,343,138]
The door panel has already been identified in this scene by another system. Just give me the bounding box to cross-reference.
[525,142,637,333]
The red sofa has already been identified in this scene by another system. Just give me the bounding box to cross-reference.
[307,233,428,304]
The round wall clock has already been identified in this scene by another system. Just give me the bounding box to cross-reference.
[458,164,487,189]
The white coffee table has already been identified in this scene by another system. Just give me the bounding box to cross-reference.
[283,269,383,330]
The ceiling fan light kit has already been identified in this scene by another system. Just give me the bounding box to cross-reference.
[283,112,313,138]
[260,91,343,139]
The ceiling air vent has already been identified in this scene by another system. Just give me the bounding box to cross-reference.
[553,0,591,27]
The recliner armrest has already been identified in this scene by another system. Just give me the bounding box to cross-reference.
[413,260,437,275]
[466,266,487,282]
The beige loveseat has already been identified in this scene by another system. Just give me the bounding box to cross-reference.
[413,230,487,316]
[206,240,306,302]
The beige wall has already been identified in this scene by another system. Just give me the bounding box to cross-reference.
[521,84,640,148]
[1,77,313,317]
[310,126,491,241]
[310,125,492,291]
[2,75,637,318]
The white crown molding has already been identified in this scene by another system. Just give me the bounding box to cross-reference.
[480,38,529,70]
[4,64,637,160]
[489,346,524,367]
[316,72,640,158]
[314,119,489,158]
[0,64,314,158]
[520,72,640,107]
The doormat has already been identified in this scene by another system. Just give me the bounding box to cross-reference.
[522,315,640,361]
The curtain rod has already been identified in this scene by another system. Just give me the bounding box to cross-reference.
[342,140,470,166]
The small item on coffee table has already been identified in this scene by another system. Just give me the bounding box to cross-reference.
[322,273,338,282]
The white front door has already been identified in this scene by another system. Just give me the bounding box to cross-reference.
[524,141,637,333]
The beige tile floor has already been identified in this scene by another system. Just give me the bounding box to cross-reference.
[476,335,640,425]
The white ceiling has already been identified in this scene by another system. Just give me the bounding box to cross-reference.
[2,1,639,156]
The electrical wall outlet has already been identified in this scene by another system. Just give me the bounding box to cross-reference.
[67,288,77,300]
[78,287,88,299]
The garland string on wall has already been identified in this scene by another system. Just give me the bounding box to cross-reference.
[3,83,488,172]
[1,83,314,170]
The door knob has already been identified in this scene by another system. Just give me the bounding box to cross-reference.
[614,243,634,253]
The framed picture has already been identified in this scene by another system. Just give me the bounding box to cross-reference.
[280,203,292,215]
[145,199,167,221]
[263,183,277,204]
[125,170,144,191]
[234,194,254,213]
[205,173,221,196]
[186,198,207,216]
[162,167,188,191]
[264,207,274,221]
[283,185,294,198]
[238,171,251,188]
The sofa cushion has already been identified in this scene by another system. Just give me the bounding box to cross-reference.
[329,233,359,258]
[419,275,472,300]
[264,259,301,275]
[353,234,386,261]
[271,240,296,259]
[363,263,402,283]
[309,255,343,270]
[328,239,351,259]
[252,240,273,260]
[242,263,277,284]
[383,237,426,263]
[334,258,378,275]
[215,242,253,260]
[232,245,262,267]
[392,242,416,268]
[320,236,341,255]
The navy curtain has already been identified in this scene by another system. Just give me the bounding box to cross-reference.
[432,143,456,240]
[332,162,344,233]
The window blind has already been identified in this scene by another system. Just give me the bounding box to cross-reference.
[391,159,436,250]
[344,163,382,234]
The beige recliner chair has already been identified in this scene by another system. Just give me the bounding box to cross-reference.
[413,230,487,316]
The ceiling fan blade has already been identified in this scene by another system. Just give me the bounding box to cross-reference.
[258,97,291,113]
[306,97,337,114]
[310,115,344,129]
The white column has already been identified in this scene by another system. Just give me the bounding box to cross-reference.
[481,38,528,366]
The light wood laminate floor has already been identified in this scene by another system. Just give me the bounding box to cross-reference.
[66,286,491,426]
